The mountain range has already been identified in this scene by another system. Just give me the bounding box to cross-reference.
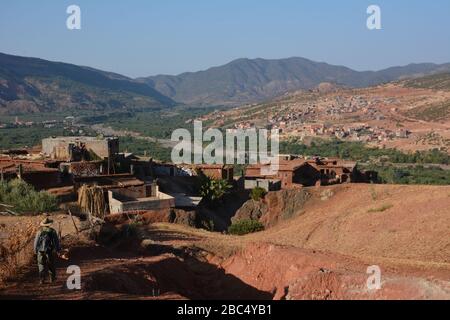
[140,57,450,106]
[1,52,450,115]
[0,52,175,115]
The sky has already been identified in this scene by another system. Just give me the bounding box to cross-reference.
[1,0,449,78]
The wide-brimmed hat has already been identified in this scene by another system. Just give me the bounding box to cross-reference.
[40,217,54,227]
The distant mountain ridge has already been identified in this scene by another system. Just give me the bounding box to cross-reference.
[402,72,450,91]
[0,52,175,115]
[1,52,450,115]
[140,57,450,106]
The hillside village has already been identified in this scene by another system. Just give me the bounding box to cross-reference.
[0,135,377,220]
[1,134,449,300]
[201,82,450,153]
[1,133,449,300]
[1,73,450,301]
[1,0,450,304]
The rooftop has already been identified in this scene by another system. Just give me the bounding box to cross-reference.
[247,158,309,175]
[42,136,118,141]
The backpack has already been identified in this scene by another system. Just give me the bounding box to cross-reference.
[36,229,54,253]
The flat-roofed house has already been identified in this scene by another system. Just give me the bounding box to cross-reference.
[307,158,357,184]
[42,136,119,161]
[194,164,234,181]
[245,158,320,189]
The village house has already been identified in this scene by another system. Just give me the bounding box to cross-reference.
[0,158,62,190]
[152,162,234,182]
[108,181,175,214]
[306,158,357,184]
[245,158,320,189]
[245,155,375,190]
[193,164,234,181]
[42,136,119,161]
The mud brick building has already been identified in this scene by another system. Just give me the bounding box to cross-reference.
[245,156,372,189]
[194,164,234,181]
[108,182,175,214]
[0,158,62,190]
[246,158,320,189]
[60,161,103,177]
[153,162,194,177]
[42,136,119,161]
[152,162,234,181]
[306,158,358,184]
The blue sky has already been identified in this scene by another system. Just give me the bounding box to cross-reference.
[1,0,449,77]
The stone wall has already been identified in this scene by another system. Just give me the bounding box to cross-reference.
[244,179,281,192]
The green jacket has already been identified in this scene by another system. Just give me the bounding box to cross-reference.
[33,227,60,253]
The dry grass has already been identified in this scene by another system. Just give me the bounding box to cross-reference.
[148,223,244,259]
[0,222,38,285]
[367,203,394,213]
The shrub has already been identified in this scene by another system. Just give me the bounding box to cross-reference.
[0,179,58,214]
[199,177,232,203]
[250,187,266,201]
[200,219,215,232]
[121,222,140,239]
[228,219,265,235]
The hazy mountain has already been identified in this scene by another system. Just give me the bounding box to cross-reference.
[0,52,175,115]
[2,52,449,115]
[140,57,450,106]
[402,72,450,91]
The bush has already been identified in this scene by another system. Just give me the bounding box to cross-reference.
[200,219,215,232]
[228,219,265,235]
[250,187,267,201]
[0,179,58,214]
[199,177,232,203]
[121,222,140,239]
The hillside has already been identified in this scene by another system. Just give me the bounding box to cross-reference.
[2,53,449,113]
[248,184,450,264]
[140,57,450,106]
[201,72,450,153]
[401,73,450,122]
[403,72,450,91]
[1,184,449,300]
[0,53,176,115]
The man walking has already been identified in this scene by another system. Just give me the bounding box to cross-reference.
[34,217,61,284]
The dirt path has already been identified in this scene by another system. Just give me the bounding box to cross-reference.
[0,226,270,300]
